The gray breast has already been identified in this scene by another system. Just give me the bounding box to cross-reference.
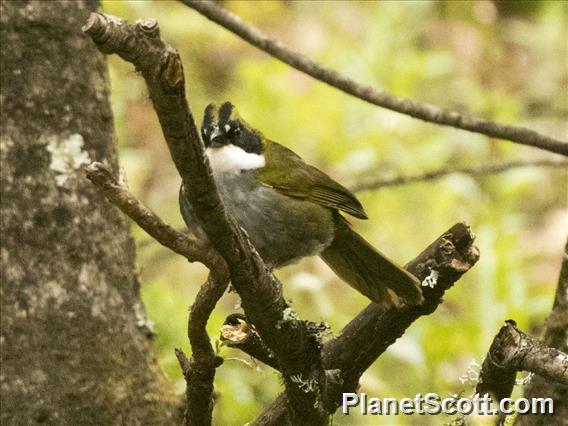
[181,170,335,267]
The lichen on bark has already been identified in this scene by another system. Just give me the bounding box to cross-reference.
[1,1,178,423]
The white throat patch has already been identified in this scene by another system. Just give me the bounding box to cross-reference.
[206,145,265,173]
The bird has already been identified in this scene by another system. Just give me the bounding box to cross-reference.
[179,101,424,307]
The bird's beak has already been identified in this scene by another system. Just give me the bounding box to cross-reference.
[209,128,225,148]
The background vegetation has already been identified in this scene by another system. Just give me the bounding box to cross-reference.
[102,1,567,424]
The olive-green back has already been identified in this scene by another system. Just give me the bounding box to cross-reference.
[256,141,368,219]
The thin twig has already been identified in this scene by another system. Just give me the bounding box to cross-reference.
[350,159,568,192]
[182,0,568,157]
[85,162,224,271]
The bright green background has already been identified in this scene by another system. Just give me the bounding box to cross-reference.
[102,1,567,424]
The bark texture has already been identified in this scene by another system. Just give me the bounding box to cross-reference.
[516,240,568,425]
[477,320,568,409]
[82,13,330,424]
[1,1,177,423]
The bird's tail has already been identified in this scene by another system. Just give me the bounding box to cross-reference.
[320,218,424,307]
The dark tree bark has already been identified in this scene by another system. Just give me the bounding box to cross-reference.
[475,319,567,426]
[1,1,178,424]
[515,240,568,426]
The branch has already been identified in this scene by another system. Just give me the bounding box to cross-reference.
[85,162,229,424]
[516,239,568,426]
[476,320,568,405]
[85,162,225,271]
[220,314,279,370]
[176,272,229,425]
[253,223,480,424]
[325,222,479,388]
[182,0,568,157]
[350,159,568,193]
[83,14,327,424]
[543,239,568,353]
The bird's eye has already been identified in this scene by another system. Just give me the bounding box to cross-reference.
[225,123,241,137]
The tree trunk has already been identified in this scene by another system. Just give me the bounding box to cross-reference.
[1,1,178,424]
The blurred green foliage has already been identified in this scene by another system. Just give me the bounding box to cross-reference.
[102,1,567,424]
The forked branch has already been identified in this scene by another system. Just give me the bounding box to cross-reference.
[84,13,328,424]
[83,11,487,426]
[232,223,480,424]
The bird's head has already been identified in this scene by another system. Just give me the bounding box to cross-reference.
[201,102,266,173]
[201,102,263,153]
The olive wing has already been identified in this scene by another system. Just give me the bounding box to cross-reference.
[257,141,368,219]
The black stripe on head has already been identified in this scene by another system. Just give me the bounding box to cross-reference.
[201,103,220,146]
[218,102,234,126]
[202,103,218,128]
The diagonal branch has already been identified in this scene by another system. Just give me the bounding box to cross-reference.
[350,159,568,193]
[83,13,328,424]
[324,223,479,387]
[252,222,479,424]
[181,0,568,157]
[85,161,224,272]
[86,159,229,425]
